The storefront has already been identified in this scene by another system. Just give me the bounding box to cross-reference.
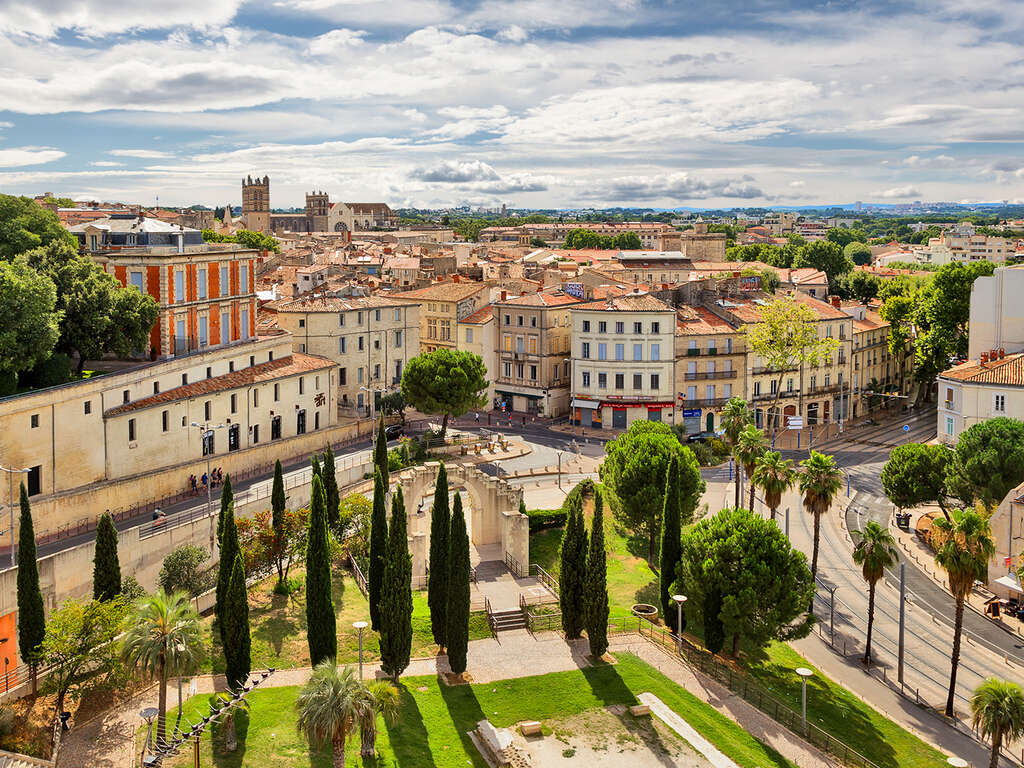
[571,398,601,428]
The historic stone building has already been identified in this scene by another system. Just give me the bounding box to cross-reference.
[241,175,270,233]
[239,175,395,235]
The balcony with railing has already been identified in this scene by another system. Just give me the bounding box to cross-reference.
[684,370,738,381]
[751,364,799,375]
[752,388,801,402]
[682,396,730,408]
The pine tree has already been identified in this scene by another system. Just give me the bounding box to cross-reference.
[322,444,340,533]
[216,474,233,546]
[368,468,388,630]
[16,484,45,696]
[584,489,609,658]
[271,459,286,586]
[380,487,412,682]
[427,463,450,648]
[559,493,588,639]
[374,417,388,476]
[311,453,322,480]
[222,553,252,690]
[215,501,240,638]
[92,512,121,601]
[446,492,471,675]
[659,455,684,632]
[306,475,337,666]
[704,586,725,655]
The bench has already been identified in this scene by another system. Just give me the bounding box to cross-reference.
[629,704,651,717]
[519,721,543,736]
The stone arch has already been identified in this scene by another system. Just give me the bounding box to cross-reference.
[395,462,528,580]
[334,221,348,232]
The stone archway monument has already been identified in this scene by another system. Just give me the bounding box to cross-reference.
[396,461,529,581]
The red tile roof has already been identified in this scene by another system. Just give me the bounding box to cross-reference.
[940,352,1024,386]
[460,305,494,324]
[496,291,580,308]
[676,306,738,335]
[391,281,488,302]
[570,292,673,312]
[105,353,336,416]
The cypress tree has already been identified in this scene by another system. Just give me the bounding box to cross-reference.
[92,512,121,601]
[445,492,470,675]
[271,459,286,586]
[368,468,388,630]
[306,475,337,666]
[215,501,240,637]
[380,487,412,682]
[559,493,588,639]
[223,553,252,690]
[704,586,725,655]
[322,444,340,533]
[660,455,684,632]
[427,463,450,648]
[16,484,45,696]
[374,417,388,476]
[216,474,233,546]
[311,454,322,480]
[584,489,609,658]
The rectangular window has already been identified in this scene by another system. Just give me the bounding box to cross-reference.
[529,365,537,380]
[597,343,607,360]
[651,321,660,334]
[995,394,1007,413]
[84,400,91,414]
[945,416,954,436]
[634,373,643,390]
[395,330,403,347]
[26,466,41,496]
[339,368,346,385]
[615,373,624,389]
[504,362,512,377]
[271,415,281,440]
[651,343,660,361]
[616,322,624,334]
[503,333,512,352]
[129,271,144,292]
[754,381,761,396]
[615,343,625,361]
[240,264,248,292]
[528,337,537,354]
[174,270,184,302]
[582,320,591,332]
[633,344,642,361]
[581,342,590,359]
[531,316,537,327]
[598,372,607,388]
[199,316,208,347]
[339,313,346,327]
[274,383,280,401]
[229,361,235,373]
[374,364,380,380]
[30,414,39,428]
[197,269,207,299]
[504,314,511,326]
[182,373,188,385]
[240,308,249,340]
[315,411,320,430]
[374,309,381,322]
[128,418,136,442]
[357,367,364,384]
[598,321,607,333]
[516,363,524,378]
[465,328,473,344]
[582,371,591,387]
[204,401,211,420]
[228,424,240,451]
[634,322,642,334]
[297,409,306,435]
[517,315,524,326]
[652,374,661,390]
[253,389,259,407]
[394,308,401,321]
[687,385,696,400]
[358,336,364,351]
[517,336,524,354]
[230,393,237,414]
[161,410,169,432]
[220,266,229,296]
[705,384,714,399]
[724,383,732,398]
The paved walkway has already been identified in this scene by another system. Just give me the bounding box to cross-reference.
[58,631,827,768]
[637,692,738,768]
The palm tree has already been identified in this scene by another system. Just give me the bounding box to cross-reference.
[798,451,843,606]
[933,506,996,717]
[851,521,899,665]
[970,677,1024,768]
[751,450,796,521]
[121,590,202,745]
[296,662,365,768]
[358,679,401,758]
[734,424,767,511]
[721,397,753,508]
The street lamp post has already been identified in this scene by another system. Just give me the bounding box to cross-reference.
[671,595,687,653]
[190,423,225,532]
[556,450,564,490]
[1,465,31,568]
[796,667,813,736]
[353,621,368,679]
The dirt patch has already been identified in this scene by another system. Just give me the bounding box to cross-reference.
[441,671,474,686]
[519,707,711,768]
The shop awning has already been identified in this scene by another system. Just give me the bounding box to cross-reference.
[994,574,1023,594]
[571,399,600,409]
[601,401,675,409]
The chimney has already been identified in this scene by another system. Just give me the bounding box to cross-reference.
[500,290,507,301]
[453,274,460,283]
[981,352,990,364]
[831,295,841,308]
[991,348,999,361]
[1000,347,1006,359]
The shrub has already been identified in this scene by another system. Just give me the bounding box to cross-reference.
[120,575,146,603]
[690,441,713,466]
[20,353,72,389]
[0,706,14,739]
[158,544,213,597]
[709,438,731,462]
[527,508,566,532]
[387,450,403,472]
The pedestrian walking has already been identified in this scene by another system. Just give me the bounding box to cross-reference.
[475,411,480,423]
[201,472,208,489]
[189,474,197,495]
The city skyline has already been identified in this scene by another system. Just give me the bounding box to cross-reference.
[1,0,1024,208]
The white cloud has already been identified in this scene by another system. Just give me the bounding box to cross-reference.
[91,160,124,167]
[789,180,806,187]
[873,185,922,199]
[582,172,766,203]
[0,121,12,128]
[0,0,242,37]
[902,154,956,167]
[410,159,500,182]
[109,149,174,159]
[0,146,65,167]
[306,28,367,56]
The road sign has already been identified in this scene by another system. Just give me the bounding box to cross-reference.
[787,416,803,429]
[903,424,910,432]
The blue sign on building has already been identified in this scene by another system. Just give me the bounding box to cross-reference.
[682,409,701,418]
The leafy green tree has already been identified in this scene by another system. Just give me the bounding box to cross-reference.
[799,451,844,594]
[357,677,400,758]
[271,459,287,585]
[215,500,239,636]
[233,229,280,253]
[16,483,45,695]
[843,241,873,266]
[223,554,252,690]
[322,445,340,532]
[933,507,995,717]
[881,443,951,517]
[121,590,202,744]
[659,457,684,632]
[734,424,767,510]
[379,487,412,682]
[427,463,450,648]
[703,586,725,655]
[585,489,610,657]
[599,421,704,559]
[400,348,487,439]
[296,662,380,768]
[751,450,796,521]
[0,194,75,261]
[159,544,212,597]
[721,397,753,508]
[743,296,839,441]
[614,231,642,249]
[92,512,121,601]
[378,391,406,420]
[445,492,471,675]
[559,492,588,639]
[851,521,899,665]
[970,678,1024,768]
[792,239,853,284]
[0,256,60,378]
[826,227,868,248]
[879,292,915,395]
[834,271,881,303]
[217,474,233,546]
[676,507,814,656]
[306,475,337,666]
[368,468,388,630]
[946,418,1024,508]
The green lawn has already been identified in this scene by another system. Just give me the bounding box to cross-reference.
[165,652,796,768]
[200,569,490,673]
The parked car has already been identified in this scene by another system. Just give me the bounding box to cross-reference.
[686,431,716,444]
[384,424,404,440]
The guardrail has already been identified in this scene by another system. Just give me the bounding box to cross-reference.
[504,551,526,579]
[530,563,559,596]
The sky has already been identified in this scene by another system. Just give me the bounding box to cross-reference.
[1,0,1024,209]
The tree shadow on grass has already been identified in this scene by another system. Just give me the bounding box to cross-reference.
[579,664,637,708]
[384,684,437,768]
[623,532,655,565]
[438,679,487,766]
[253,615,300,656]
[633,578,660,606]
[209,701,248,768]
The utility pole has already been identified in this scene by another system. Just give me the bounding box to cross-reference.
[898,562,906,685]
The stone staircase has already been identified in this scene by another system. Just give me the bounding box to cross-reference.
[489,608,528,632]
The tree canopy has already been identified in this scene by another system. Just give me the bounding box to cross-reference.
[843,241,873,265]
[791,239,854,284]
[881,443,951,513]
[0,194,76,261]
[0,256,60,378]
[400,348,487,438]
[946,418,1024,508]
[201,228,280,253]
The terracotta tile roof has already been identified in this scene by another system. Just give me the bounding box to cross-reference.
[277,294,412,312]
[675,306,738,335]
[940,352,1024,386]
[570,291,673,313]
[460,305,494,324]
[391,281,488,302]
[105,353,336,416]
[719,292,849,323]
[496,291,580,308]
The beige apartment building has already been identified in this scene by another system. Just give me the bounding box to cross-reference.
[675,306,746,434]
[493,291,580,417]
[392,280,489,354]
[569,291,678,430]
[274,295,420,414]
[457,305,497,407]
[841,302,911,417]
[938,351,1024,444]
